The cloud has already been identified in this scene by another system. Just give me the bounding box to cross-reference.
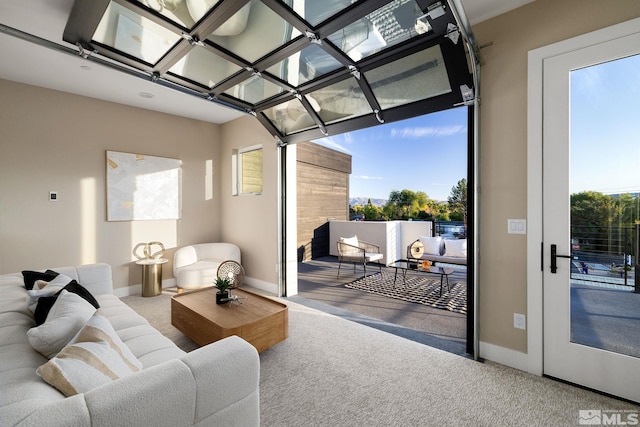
[390,125,466,138]
[342,132,355,144]
[354,175,384,180]
[313,136,351,154]
[571,66,603,98]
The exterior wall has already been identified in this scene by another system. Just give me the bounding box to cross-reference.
[219,115,279,293]
[473,0,640,354]
[330,220,433,264]
[296,141,351,261]
[0,79,223,292]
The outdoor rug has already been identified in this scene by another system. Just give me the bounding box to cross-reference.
[345,271,467,314]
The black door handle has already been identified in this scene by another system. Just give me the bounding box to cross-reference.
[550,244,572,273]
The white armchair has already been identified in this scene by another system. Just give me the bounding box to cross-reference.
[173,243,241,291]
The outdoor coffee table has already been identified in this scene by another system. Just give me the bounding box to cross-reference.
[391,260,455,296]
[171,287,288,352]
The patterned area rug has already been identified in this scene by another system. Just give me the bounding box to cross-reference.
[345,271,467,314]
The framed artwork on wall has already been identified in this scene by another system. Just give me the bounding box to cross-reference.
[106,150,181,221]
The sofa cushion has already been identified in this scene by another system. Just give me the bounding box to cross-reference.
[22,269,59,290]
[93,295,187,367]
[444,239,467,258]
[33,281,100,326]
[419,236,444,256]
[27,290,97,358]
[36,310,142,396]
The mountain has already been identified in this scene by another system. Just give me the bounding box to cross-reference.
[350,197,387,207]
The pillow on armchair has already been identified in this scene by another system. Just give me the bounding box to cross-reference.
[339,236,360,256]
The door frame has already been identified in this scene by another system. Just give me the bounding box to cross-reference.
[527,17,640,377]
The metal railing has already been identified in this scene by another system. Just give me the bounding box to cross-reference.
[570,224,638,291]
[434,221,466,238]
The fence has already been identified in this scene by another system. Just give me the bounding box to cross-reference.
[434,221,466,238]
[571,224,638,291]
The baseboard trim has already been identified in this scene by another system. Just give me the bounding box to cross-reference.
[113,277,277,298]
[244,277,278,295]
[113,278,177,298]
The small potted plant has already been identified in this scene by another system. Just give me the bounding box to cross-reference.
[214,277,232,305]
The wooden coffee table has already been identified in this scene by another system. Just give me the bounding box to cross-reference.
[171,287,288,352]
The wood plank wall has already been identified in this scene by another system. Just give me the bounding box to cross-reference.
[296,142,352,261]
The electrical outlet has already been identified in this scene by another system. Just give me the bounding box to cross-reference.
[514,313,526,330]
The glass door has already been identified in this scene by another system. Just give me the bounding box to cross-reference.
[542,32,640,402]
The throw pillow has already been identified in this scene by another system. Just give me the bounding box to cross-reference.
[444,239,467,258]
[36,310,142,397]
[26,274,74,312]
[33,296,58,326]
[340,236,360,255]
[33,281,101,326]
[27,290,97,358]
[22,269,59,290]
[419,236,444,256]
[340,236,359,247]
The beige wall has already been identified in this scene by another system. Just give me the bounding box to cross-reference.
[220,115,279,289]
[2,0,639,358]
[473,0,640,352]
[0,79,224,290]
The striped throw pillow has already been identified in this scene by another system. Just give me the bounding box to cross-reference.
[36,309,142,396]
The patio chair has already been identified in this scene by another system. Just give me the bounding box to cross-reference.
[336,236,383,280]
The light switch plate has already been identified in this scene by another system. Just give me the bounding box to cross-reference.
[514,313,526,330]
[508,219,526,234]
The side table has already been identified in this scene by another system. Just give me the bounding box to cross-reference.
[136,258,168,297]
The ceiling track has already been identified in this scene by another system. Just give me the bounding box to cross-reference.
[0,23,248,115]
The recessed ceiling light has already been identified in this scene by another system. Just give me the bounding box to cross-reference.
[80,65,92,71]
[138,92,155,99]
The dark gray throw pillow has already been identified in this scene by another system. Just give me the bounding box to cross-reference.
[22,270,59,290]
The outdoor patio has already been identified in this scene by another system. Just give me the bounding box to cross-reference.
[293,255,640,360]
[292,256,469,356]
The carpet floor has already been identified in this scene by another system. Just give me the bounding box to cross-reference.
[122,291,639,426]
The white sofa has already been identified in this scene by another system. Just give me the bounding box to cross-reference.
[415,236,467,266]
[0,263,260,427]
[173,243,241,290]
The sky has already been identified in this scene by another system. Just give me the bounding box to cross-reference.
[311,52,640,203]
[313,107,468,202]
[570,53,640,195]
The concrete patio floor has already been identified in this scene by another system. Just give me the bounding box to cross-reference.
[291,256,469,356]
[291,257,640,361]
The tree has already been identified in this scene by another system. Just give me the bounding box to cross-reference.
[363,198,382,221]
[427,200,450,221]
[571,191,639,255]
[448,178,467,222]
[383,189,429,219]
[350,204,365,219]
